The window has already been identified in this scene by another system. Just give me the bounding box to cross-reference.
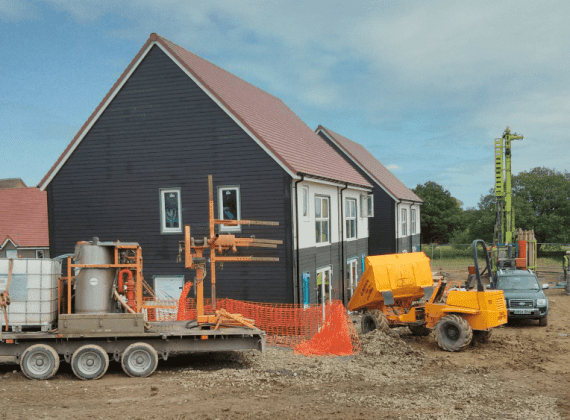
[347,259,358,298]
[316,266,332,318]
[411,209,417,235]
[160,188,182,233]
[345,198,357,239]
[360,194,374,217]
[36,250,45,259]
[302,186,309,218]
[401,208,407,237]
[315,196,330,243]
[5,249,18,259]
[218,186,241,232]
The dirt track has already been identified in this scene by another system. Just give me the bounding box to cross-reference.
[1,271,569,419]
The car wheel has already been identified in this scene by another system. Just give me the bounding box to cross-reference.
[538,316,548,327]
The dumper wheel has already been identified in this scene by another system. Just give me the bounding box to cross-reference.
[121,342,158,378]
[361,309,389,334]
[472,329,492,344]
[71,345,109,380]
[434,314,473,352]
[408,325,431,336]
[20,344,60,380]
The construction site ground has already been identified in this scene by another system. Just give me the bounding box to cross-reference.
[1,269,569,420]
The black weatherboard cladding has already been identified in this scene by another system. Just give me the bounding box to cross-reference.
[47,45,293,303]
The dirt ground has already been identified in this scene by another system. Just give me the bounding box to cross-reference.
[1,270,569,420]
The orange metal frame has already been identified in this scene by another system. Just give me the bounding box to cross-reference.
[58,244,144,315]
[183,175,283,325]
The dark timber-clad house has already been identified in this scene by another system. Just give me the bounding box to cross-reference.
[316,126,423,255]
[39,33,374,306]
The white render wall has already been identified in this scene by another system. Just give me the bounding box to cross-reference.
[293,180,370,250]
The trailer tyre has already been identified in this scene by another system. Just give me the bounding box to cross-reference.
[361,309,389,334]
[71,345,109,380]
[20,344,60,380]
[121,342,158,378]
[408,325,431,336]
[434,314,473,352]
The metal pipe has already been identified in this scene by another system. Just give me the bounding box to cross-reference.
[339,183,348,305]
[294,175,304,305]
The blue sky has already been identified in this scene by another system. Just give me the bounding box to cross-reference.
[2,0,569,208]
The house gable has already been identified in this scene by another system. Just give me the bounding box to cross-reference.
[46,44,294,302]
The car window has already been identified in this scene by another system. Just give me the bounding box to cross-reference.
[496,275,540,290]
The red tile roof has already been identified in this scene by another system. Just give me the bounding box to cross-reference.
[317,126,422,202]
[40,34,371,189]
[0,188,49,247]
[0,178,26,190]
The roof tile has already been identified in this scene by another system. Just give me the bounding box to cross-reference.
[0,188,49,247]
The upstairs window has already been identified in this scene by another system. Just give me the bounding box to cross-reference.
[401,208,407,237]
[302,186,309,218]
[345,198,357,239]
[160,188,182,234]
[36,250,45,259]
[218,186,241,232]
[411,209,417,235]
[360,194,374,217]
[315,196,330,244]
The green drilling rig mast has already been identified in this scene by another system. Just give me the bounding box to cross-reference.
[494,127,523,246]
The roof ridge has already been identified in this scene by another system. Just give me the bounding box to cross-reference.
[154,33,288,108]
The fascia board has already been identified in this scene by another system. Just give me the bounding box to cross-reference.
[39,41,156,191]
[154,42,299,180]
[317,128,399,202]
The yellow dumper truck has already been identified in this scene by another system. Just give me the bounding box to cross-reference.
[348,245,507,351]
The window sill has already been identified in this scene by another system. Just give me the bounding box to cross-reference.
[315,241,331,247]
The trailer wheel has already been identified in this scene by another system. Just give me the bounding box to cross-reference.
[361,309,389,334]
[20,344,60,380]
[121,342,158,378]
[71,345,109,380]
[408,325,431,336]
[472,329,492,344]
[434,314,473,352]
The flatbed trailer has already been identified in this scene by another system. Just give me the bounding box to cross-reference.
[0,313,265,380]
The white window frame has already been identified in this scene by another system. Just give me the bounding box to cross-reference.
[347,258,358,298]
[302,186,309,219]
[345,198,357,240]
[401,208,407,237]
[218,186,241,232]
[411,209,417,235]
[36,250,45,259]
[317,265,333,319]
[315,196,330,244]
[160,188,183,234]
[360,194,374,217]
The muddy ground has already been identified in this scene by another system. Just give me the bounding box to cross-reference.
[0,270,569,419]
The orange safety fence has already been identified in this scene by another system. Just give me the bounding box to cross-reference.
[141,294,360,355]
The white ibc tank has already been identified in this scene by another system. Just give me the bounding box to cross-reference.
[0,258,61,332]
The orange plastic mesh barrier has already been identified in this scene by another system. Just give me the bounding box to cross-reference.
[294,301,355,356]
[173,296,361,355]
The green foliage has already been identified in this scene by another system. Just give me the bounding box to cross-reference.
[413,181,464,243]
[449,229,472,250]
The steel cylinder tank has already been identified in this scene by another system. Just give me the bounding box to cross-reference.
[74,240,115,314]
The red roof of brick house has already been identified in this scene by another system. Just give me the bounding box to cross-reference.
[0,178,26,190]
[316,126,422,202]
[0,188,49,248]
[39,34,371,190]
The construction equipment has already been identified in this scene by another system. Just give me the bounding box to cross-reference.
[348,246,507,352]
[0,175,280,380]
[492,127,537,272]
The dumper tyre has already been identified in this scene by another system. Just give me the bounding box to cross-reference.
[121,342,159,378]
[408,325,431,337]
[434,314,473,352]
[71,345,109,380]
[472,329,492,344]
[20,344,60,380]
[361,309,389,334]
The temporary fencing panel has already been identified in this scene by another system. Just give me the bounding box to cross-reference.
[143,285,361,356]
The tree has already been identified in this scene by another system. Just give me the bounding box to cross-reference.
[413,181,464,243]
